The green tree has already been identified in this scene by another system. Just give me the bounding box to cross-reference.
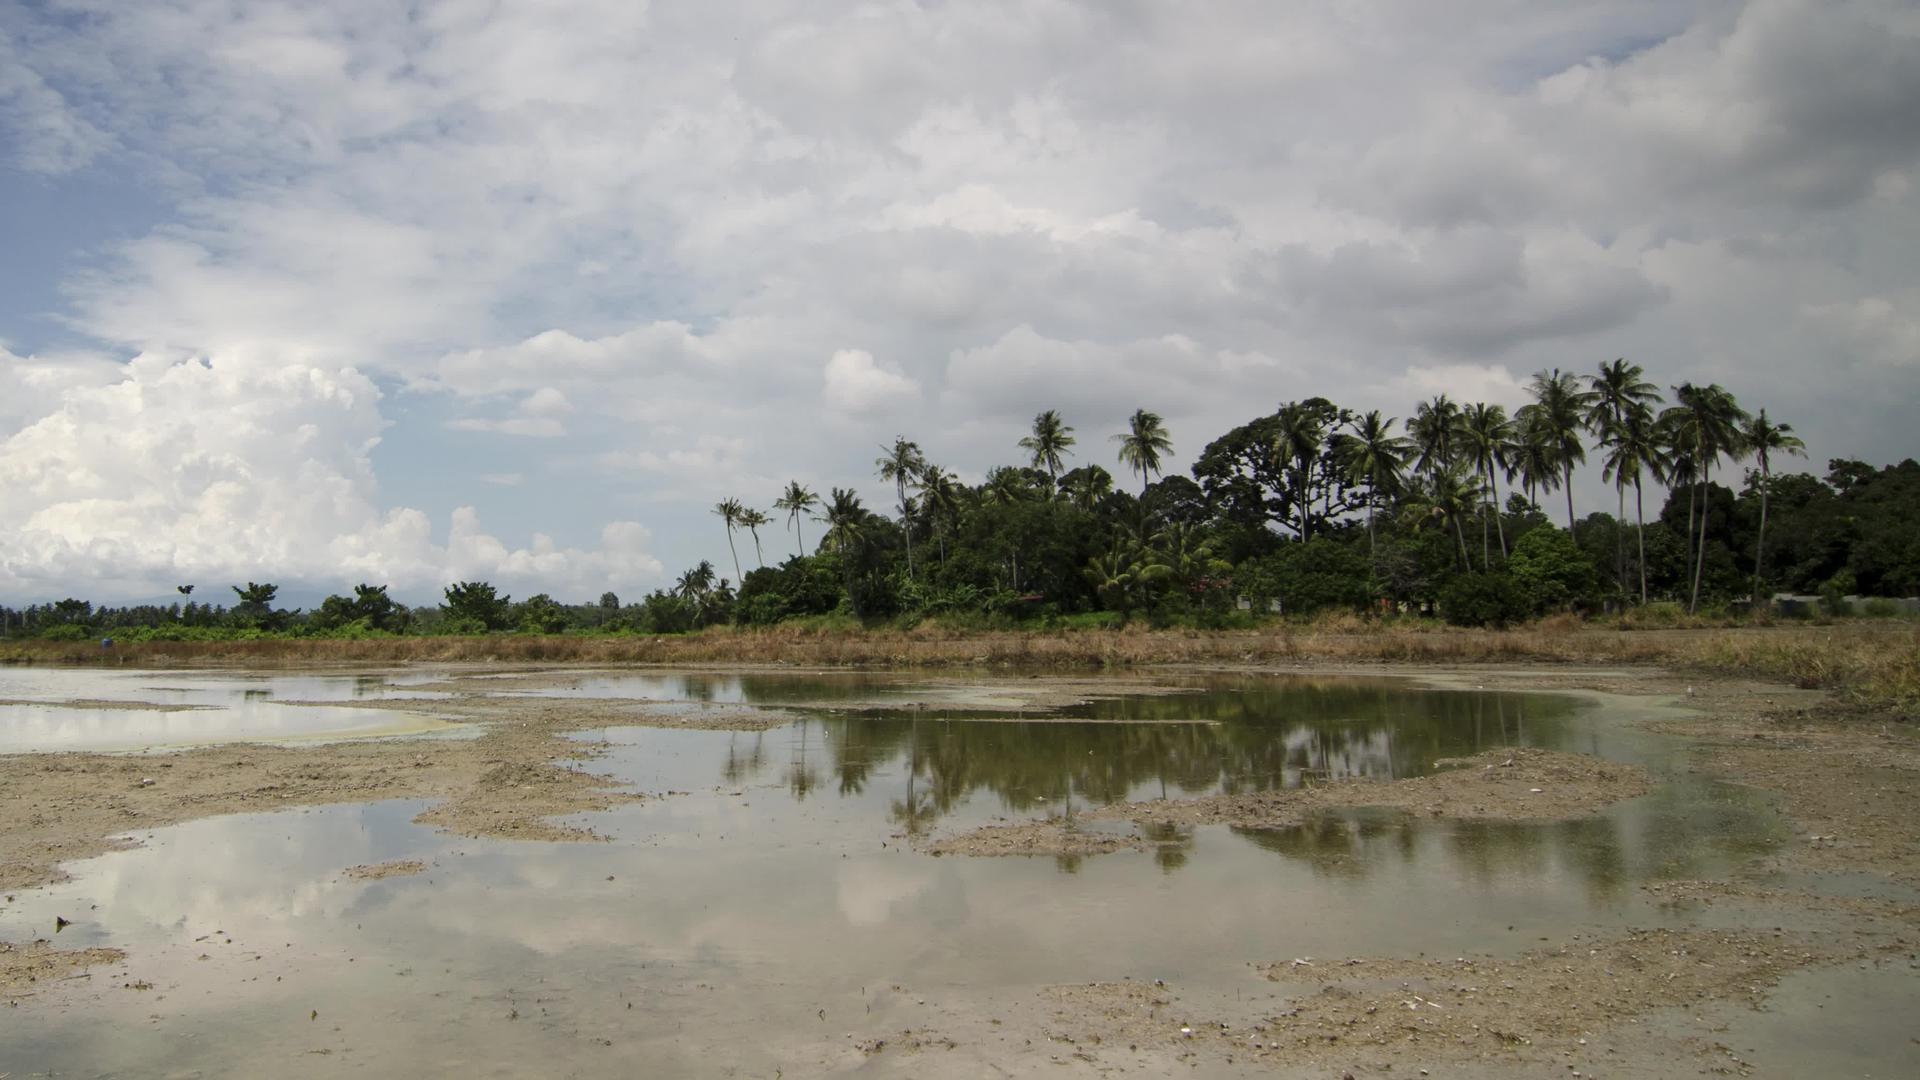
[739,507,771,569]
[713,498,746,582]
[1019,409,1076,493]
[1663,383,1749,613]
[774,481,819,557]
[1408,394,1461,480]
[817,487,872,613]
[1586,359,1663,598]
[1598,405,1669,606]
[1741,409,1805,605]
[1113,408,1173,494]
[1457,402,1513,566]
[1508,526,1597,612]
[1526,368,1597,532]
[875,437,927,580]
[442,581,512,631]
[1331,410,1411,559]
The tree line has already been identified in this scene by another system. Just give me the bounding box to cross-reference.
[4,360,1915,639]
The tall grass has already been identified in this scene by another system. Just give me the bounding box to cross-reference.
[4,621,1913,709]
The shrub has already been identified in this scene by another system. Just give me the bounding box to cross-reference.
[1508,527,1597,613]
[1440,573,1532,628]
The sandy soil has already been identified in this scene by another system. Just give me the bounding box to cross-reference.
[340,858,427,881]
[923,748,1651,857]
[4,658,1919,1078]
[2,939,126,1000]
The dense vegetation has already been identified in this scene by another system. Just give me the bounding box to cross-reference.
[4,362,1916,640]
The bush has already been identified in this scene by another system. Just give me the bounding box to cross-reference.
[39,623,92,641]
[1508,527,1597,613]
[1440,573,1532,628]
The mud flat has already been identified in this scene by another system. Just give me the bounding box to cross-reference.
[1,661,1916,1078]
[924,747,1652,857]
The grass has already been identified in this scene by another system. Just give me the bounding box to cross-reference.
[4,618,1915,711]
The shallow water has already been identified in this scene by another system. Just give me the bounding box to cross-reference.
[3,671,1905,1077]
[0,668,456,752]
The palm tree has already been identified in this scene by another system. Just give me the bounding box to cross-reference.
[676,560,717,600]
[712,498,745,581]
[1527,368,1597,532]
[1060,465,1113,512]
[1113,409,1173,494]
[1508,405,1562,510]
[816,487,870,613]
[1273,402,1327,541]
[1019,409,1076,493]
[1587,359,1663,598]
[1741,409,1805,607]
[1598,406,1669,607]
[980,465,1032,505]
[1662,383,1749,614]
[875,437,927,581]
[1331,410,1410,559]
[1408,394,1461,479]
[738,507,771,569]
[917,465,964,564]
[773,481,819,557]
[1457,402,1513,566]
[1401,465,1484,570]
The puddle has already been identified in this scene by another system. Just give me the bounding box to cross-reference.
[0,668,459,752]
[0,672,1907,1077]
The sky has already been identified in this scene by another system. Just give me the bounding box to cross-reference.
[1,0,1916,606]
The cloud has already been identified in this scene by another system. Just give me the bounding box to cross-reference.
[0,348,661,599]
[0,0,1916,592]
[823,349,919,416]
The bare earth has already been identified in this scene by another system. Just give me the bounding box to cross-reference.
[340,858,427,881]
[3,658,1918,1077]
[2,939,126,1001]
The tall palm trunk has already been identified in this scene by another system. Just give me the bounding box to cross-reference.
[1634,478,1649,607]
[1689,461,1712,614]
[896,478,914,582]
[1611,483,1627,599]
[725,528,741,583]
[1684,483,1697,597]
[1752,469,1771,607]
[1452,516,1469,570]
[1563,463,1576,533]
[1487,460,1508,559]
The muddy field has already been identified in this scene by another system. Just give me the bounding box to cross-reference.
[1,661,1915,1077]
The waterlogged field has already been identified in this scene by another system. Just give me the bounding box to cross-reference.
[2,668,1915,1077]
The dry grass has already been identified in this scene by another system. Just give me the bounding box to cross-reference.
[3,621,1914,709]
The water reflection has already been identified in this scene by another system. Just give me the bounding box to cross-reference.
[0,668,456,752]
[0,676,1809,1078]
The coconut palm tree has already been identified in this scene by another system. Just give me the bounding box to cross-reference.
[1741,409,1805,606]
[875,436,927,581]
[1662,383,1749,613]
[1586,359,1663,597]
[1508,405,1561,510]
[1401,465,1484,570]
[1113,409,1173,494]
[1458,402,1513,566]
[1408,394,1462,479]
[1598,405,1669,607]
[738,507,771,569]
[917,465,964,564]
[980,465,1032,505]
[774,481,819,557]
[1331,410,1411,559]
[1273,401,1327,541]
[712,498,745,582]
[676,560,717,600]
[1060,465,1114,512]
[816,487,871,612]
[1527,368,1597,532]
[1019,409,1076,493]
